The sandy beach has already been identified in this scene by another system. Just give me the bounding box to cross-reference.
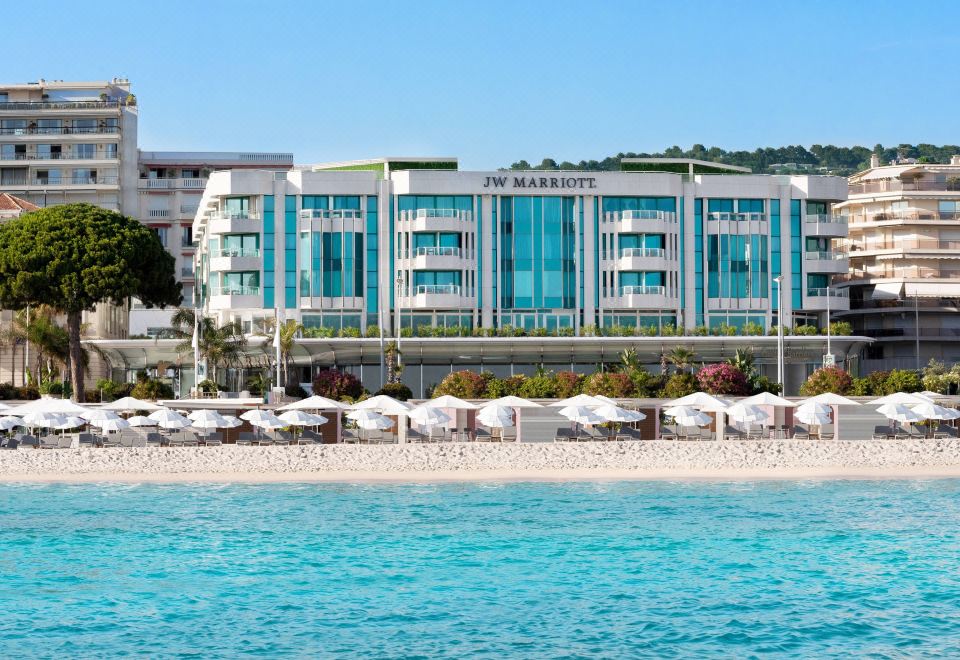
[3,440,960,483]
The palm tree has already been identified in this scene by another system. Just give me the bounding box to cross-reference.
[175,311,248,390]
[667,346,696,374]
[726,348,756,378]
[274,319,304,389]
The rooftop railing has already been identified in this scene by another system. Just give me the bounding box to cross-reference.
[0,100,121,111]
[619,247,666,259]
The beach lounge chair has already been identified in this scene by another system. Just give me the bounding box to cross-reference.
[724,425,746,441]
[101,434,121,448]
[236,432,256,446]
[407,428,429,443]
[203,432,223,447]
[475,428,493,442]
[935,424,958,439]
[872,425,893,440]
[4,438,18,450]
[657,427,676,441]
[39,436,60,449]
[340,429,359,444]
[78,433,97,448]
[300,430,323,445]
[273,431,292,446]
[57,436,73,449]
[166,433,185,448]
[145,433,164,448]
[791,426,809,440]
[500,428,518,443]
[554,428,576,442]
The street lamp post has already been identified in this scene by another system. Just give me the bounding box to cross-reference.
[826,282,831,361]
[915,294,920,371]
[774,276,784,391]
[396,273,404,369]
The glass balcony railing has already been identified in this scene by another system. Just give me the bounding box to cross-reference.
[0,126,120,136]
[619,247,666,259]
[806,288,849,298]
[212,248,260,258]
[299,209,362,220]
[805,251,848,261]
[804,214,848,224]
[619,210,677,222]
[414,284,460,295]
[708,212,766,222]
[209,211,259,221]
[211,285,260,296]
[0,151,108,161]
[415,208,462,219]
[620,285,666,296]
[413,246,461,258]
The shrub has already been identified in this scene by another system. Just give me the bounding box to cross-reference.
[864,370,890,396]
[0,383,16,399]
[660,373,698,399]
[312,368,363,401]
[432,370,491,399]
[827,321,853,336]
[365,325,381,338]
[17,385,39,400]
[581,372,635,398]
[850,377,872,396]
[692,325,709,336]
[95,378,134,402]
[629,369,665,398]
[285,384,309,399]
[484,374,525,398]
[711,323,738,337]
[792,324,819,336]
[751,375,782,395]
[554,371,583,399]
[376,381,413,401]
[696,363,750,396]
[884,369,923,394]
[557,327,575,337]
[742,321,765,336]
[338,327,362,338]
[131,378,174,400]
[197,378,219,394]
[799,366,853,396]
[518,373,557,399]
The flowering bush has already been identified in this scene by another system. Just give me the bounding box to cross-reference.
[799,366,853,396]
[312,368,363,401]
[581,372,635,398]
[432,370,491,399]
[696,363,750,396]
[554,371,583,399]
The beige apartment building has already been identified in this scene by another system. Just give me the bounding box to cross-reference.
[836,154,960,372]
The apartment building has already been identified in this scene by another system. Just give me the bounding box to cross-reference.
[130,151,293,336]
[836,154,960,372]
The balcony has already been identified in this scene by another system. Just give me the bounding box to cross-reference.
[0,126,121,136]
[617,247,672,271]
[400,208,471,232]
[207,212,260,234]
[209,248,261,272]
[805,251,849,273]
[849,238,960,258]
[180,267,195,279]
[209,285,261,309]
[611,285,674,309]
[406,245,468,270]
[803,214,849,238]
[707,212,766,223]
[0,100,121,112]
[402,284,468,309]
[615,210,677,233]
[0,151,114,163]
[299,209,362,220]
[803,287,850,311]
[849,179,960,195]
[147,209,170,219]
[138,177,207,190]
[0,176,119,188]
[836,266,960,283]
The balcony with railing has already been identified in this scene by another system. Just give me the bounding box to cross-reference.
[805,250,849,273]
[609,284,674,309]
[299,208,363,221]
[849,238,960,257]
[0,100,121,112]
[849,178,960,195]
[209,247,261,272]
[0,175,118,187]
[803,287,850,311]
[707,212,766,222]
[138,177,207,190]
[209,284,261,308]
[612,210,677,233]
[207,211,261,234]
[399,208,472,232]
[616,246,671,271]
[0,150,113,162]
[0,125,121,136]
[405,245,468,269]
[400,283,468,308]
[804,213,849,237]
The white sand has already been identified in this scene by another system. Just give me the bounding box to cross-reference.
[3,440,960,483]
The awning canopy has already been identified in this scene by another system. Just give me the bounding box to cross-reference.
[905,282,951,297]
[853,165,925,181]
[872,282,904,300]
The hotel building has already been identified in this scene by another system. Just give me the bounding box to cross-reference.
[836,155,960,372]
[123,157,867,396]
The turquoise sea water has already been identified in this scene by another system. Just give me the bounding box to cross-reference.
[2,480,960,658]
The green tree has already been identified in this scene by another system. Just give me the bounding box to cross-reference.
[667,346,696,374]
[0,204,180,401]
[174,309,247,390]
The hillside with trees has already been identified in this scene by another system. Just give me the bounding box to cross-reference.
[507,143,960,176]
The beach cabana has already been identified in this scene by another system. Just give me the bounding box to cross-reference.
[663,405,712,439]
[350,396,412,442]
[424,395,477,441]
[665,393,729,440]
[801,392,861,440]
[408,405,452,441]
[476,403,515,441]
[346,409,394,443]
[487,396,541,441]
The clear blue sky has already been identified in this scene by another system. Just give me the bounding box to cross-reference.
[4,1,957,169]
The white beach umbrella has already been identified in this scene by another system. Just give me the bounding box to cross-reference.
[487,395,542,409]
[796,401,832,416]
[127,415,158,427]
[249,414,286,430]
[55,415,87,430]
[349,395,412,415]
[476,404,515,428]
[408,405,451,428]
[98,417,131,433]
[918,390,947,401]
[665,392,730,411]
[911,402,957,421]
[593,404,646,423]
[82,409,123,423]
[558,405,605,425]
[425,395,477,410]
[725,402,769,424]
[7,398,88,416]
[102,396,165,413]
[277,395,346,411]
[240,409,278,423]
[796,409,832,426]
[347,409,394,430]
[876,402,923,423]
[221,415,244,429]
[277,410,328,426]
[664,405,713,427]
[550,394,606,408]
[741,392,797,407]
[148,409,192,429]
[0,416,23,431]
[592,395,620,406]
[23,411,66,428]
[188,409,230,429]
[871,392,929,406]
[802,393,861,407]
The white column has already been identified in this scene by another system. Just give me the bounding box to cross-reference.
[481,195,494,328]
[682,185,698,330]
[582,196,596,329]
